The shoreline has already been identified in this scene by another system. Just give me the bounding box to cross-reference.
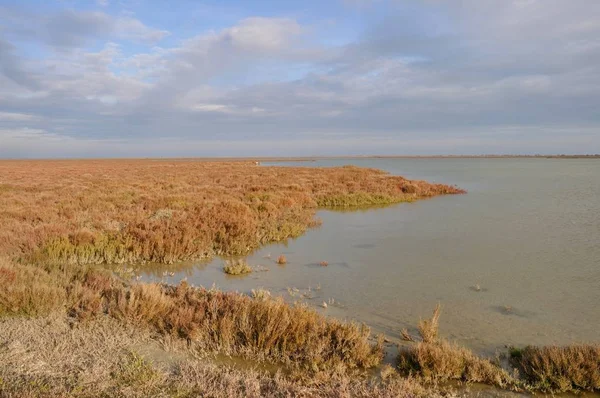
[0,154,599,162]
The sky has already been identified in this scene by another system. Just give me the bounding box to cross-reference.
[0,0,599,158]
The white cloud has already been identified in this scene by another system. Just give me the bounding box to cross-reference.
[114,16,169,43]
[224,17,303,52]
[0,8,168,48]
[190,104,230,113]
[0,112,36,121]
[188,103,266,115]
[0,127,66,142]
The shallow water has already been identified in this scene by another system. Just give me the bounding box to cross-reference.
[141,158,600,355]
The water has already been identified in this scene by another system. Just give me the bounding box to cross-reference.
[142,158,600,354]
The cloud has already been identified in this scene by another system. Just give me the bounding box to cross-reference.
[46,11,169,46]
[223,17,303,52]
[113,16,170,43]
[0,38,41,90]
[0,112,36,121]
[0,7,168,49]
[0,0,599,157]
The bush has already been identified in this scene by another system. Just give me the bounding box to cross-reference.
[0,258,66,316]
[223,259,252,275]
[397,304,514,388]
[511,345,600,392]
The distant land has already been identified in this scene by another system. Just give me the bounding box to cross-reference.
[1,154,599,162]
[113,154,600,161]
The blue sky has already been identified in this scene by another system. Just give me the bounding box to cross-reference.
[0,0,599,157]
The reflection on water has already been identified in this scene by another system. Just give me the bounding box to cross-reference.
[141,158,600,355]
[138,259,210,279]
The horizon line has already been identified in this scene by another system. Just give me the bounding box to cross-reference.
[1,154,599,161]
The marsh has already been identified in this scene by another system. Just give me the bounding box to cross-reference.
[143,158,600,355]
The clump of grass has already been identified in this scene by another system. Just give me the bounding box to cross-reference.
[400,328,415,342]
[0,257,66,317]
[115,351,162,390]
[223,259,252,275]
[80,280,384,373]
[398,339,514,388]
[500,305,513,315]
[276,255,287,265]
[250,288,271,301]
[510,345,600,393]
[380,364,398,381]
[397,304,514,388]
[417,303,441,343]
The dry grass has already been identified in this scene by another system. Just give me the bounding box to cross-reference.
[0,257,66,317]
[251,288,272,301]
[2,260,599,395]
[0,258,383,374]
[397,305,515,389]
[223,259,252,275]
[417,303,441,344]
[398,340,514,388]
[101,281,384,372]
[510,345,600,392]
[0,315,433,398]
[400,328,415,342]
[6,159,598,395]
[0,160,465,394]
[0,159,464,267]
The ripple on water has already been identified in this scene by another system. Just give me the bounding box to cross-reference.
[304,261,350,268]
[490,305,537,319]
[352,243,377,249]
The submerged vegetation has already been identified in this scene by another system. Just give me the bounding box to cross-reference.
[0,159,464,267]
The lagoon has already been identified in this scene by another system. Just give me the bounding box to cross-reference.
[143,158,600,354]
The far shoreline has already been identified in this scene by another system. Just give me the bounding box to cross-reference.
[1,154,599,162]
